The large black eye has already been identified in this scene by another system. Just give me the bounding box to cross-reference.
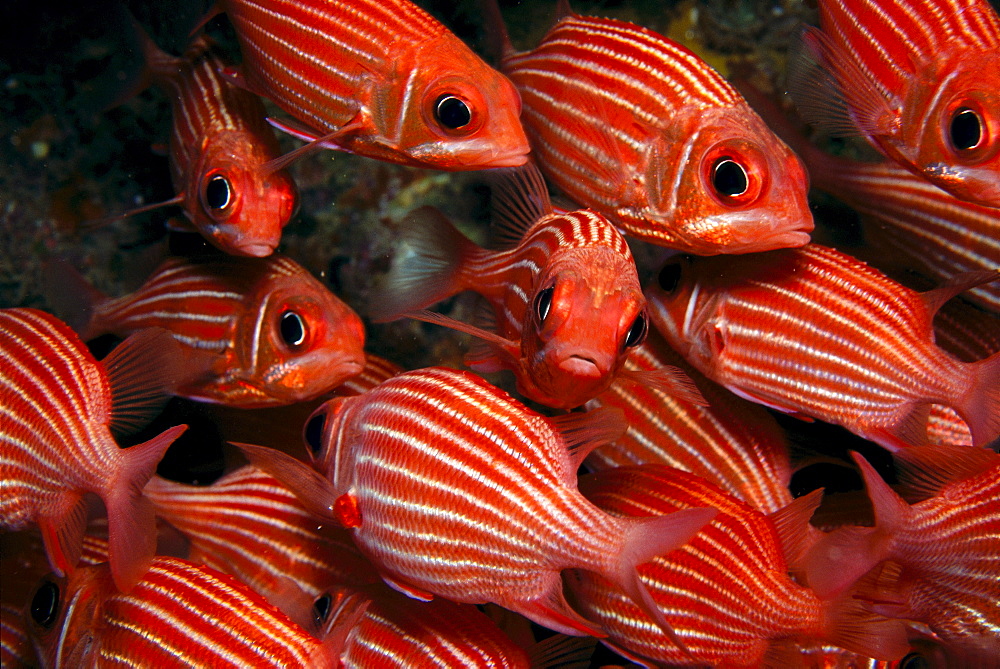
[712,158,749,197]
[304,411,325,456]
[534,286,555,324]
[280,310,306,348]
[204,174,232,210]
[30,580,60,629]
[658,262,683,293]
[949,108,982,151]
[434,95,472,130]
[624,313,648,349]
[899,652,929,669]
[313,593,332,626]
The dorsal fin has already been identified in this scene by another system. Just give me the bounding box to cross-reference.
[103,328,184,436]
[893,445,1000,501]
[550,407,628,473]
[486,163,553,248]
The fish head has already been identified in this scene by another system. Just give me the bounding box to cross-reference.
[25,567,110,668]
[302,396,356,489]
[186,132,299,257]
[657,107,814,254]
[393,37,530,170]
[521,246,648,409]
[899,51,1000,207]
[233,268,366,407]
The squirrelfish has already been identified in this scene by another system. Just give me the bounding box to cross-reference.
[585,329,793,515]
[495,7,813,253]
[55,254,366,408]
[567,465,909,666]
[796,0,1000,207]
[647,244,1000,451]
[218,0,529,170]
[126,24,298,256]
[0,308,186,591]
[372,165,696,409]
[805,447,1000,660]
[24,556,367,668]
[238,367,716,640]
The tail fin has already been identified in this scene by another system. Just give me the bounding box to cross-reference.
[960,350,1000,448]
[368,207,479,323]
[104,423,187,591]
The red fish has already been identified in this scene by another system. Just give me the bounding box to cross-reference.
[494,6,813,254]
[125,25,298,257]
[804,447,1000,660]
[23,556,367,668]
[646,245,1000,451]
[0,308,187,591]
[1,602,33,669]
[567,465,909,666]
[372,165,697,409]
[585,329,794,515]
[796,0,1000,208]
[217,0,529,170]
[237,367,716,641]
[55,254,366,408]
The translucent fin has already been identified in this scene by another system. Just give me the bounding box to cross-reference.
[230,441,339,521]
[261,117,366,174]
[103,328,185,437]
[550,407,628,473]
[526,634,598,669]
[78,194,185,234]
[961,349,1000,448]
[485,163,552,248]
[516,573,606,637]
[822,592,910,661]
[893,445,999,501]
[919,270,1000,321]
[615,366,707,407]
[405,309,521,367]
[38,494,89,578]
[768,488,823,571]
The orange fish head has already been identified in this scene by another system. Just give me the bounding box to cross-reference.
[521,248,647,409]
[663,108,814,254]
[186,134,299,257]
[302,396,355,484]
[393,37,530,171]
[25,568,110,668]
[899,51,1000,208]
[231,272,366,407]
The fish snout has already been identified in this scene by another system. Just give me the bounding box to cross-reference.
[557,353,604,379]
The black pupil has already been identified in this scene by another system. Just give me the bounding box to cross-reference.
[435,95,472,130]
[900,653,929,669]
[712,158,749,197]
[658,262,682,293]
[534,286,555,323]
[280,311,306,347]
[304,411,326,456]
[624,314,647,348]
[205,175,231,210]
[313,593,332,625]
[31,581,60,628]
[950,108,982,151]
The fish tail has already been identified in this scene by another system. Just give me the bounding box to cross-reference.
[613,507,717,657]
[960,350,1000,448]
[40,258,106,340]
[37,494,89,578]
[821,592,910,661]
[104,424,187,591]
[367,206,479,323]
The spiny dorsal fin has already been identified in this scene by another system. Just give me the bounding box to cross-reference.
[486,163,553,248]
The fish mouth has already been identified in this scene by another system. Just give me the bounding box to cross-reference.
[237,242,278,258]
[557,355,604,379]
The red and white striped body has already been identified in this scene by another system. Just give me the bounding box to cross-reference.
[585,330,793,515]
[25,557,341,669]
[806,0,1000,206]
[142,32,298,257]
[86,254,366,407]
[219,0,529,170]
[297,366,714,637]
[567,466,907,666]
[1,602,32,669]
[501,12,812,254]
[646,244,1000,451]
[0,308,185,590]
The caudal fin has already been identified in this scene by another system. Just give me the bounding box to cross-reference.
[104,424,187,591]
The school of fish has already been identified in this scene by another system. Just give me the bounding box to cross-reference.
[2,0,999,667]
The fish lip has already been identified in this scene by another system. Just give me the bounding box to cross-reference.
[556,355,604,379]
[236,242,278,257]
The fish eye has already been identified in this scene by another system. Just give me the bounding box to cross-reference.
[949,107,982,151]
[279,310,306,348]
[30,580,60,629]
[624,313,648,349]
[312,593,332,626]
[303,411,326,457]
[899,652,929,669]
[204,174,232,210]
[658,262,683,293]
[434,95,472,130]
[534,285,555,324]
[711,158,749,197]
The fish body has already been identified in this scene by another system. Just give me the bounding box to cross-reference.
[137,29,298,256]
[567,465,908,666]
[0,308,186,591]
[499,11,812,254]
[24,557,360,668]
[585,330,793,515]
[218,0,529,170]
[78,254,366,408]
[240,366,715,639]
[646,244,1000,451]
[800,0,1000,207]
[805,448,1000,660]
